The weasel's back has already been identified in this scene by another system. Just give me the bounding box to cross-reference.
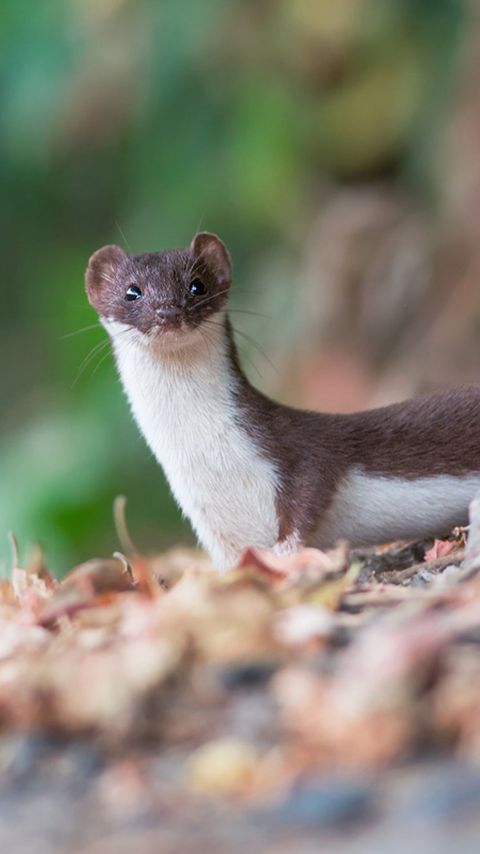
[342,386,480,479]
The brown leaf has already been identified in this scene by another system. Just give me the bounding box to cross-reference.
[424,539,457,562]
[62,557,135,596]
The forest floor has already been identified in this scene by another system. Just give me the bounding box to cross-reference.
[2,500,480,853]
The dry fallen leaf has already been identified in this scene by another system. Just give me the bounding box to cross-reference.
[424,539,457,561]
[187,737,259,796]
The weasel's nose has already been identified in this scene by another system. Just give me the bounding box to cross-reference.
[155,305,182,325]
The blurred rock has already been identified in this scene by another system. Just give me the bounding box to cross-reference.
[258,777,373,828]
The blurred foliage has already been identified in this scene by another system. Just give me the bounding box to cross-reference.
[0,0,467,574]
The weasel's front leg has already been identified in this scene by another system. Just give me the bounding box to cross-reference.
[196,527,246,573]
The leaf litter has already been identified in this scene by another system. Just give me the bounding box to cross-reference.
[1,497,480,825]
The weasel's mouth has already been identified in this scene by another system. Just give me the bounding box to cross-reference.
[149,319,190,342]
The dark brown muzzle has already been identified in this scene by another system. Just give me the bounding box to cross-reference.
[155,305,182,327]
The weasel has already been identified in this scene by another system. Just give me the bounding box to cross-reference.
[86,232,480,570]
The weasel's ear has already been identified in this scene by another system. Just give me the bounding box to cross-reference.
[190,232,232,286]
[85,245,126,307]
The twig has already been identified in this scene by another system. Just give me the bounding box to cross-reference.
[8,531,20,570]
[113,496,138,558]
[113,550,135,583]
[385,549,466,584]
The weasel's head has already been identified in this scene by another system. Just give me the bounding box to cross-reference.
[85,232,232,346]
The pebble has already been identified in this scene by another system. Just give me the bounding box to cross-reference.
[219,661,277,690]
[258,777,373,828]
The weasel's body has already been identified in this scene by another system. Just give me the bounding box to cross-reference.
[86,233,480,570]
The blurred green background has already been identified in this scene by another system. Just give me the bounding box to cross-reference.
[0,0,472,574]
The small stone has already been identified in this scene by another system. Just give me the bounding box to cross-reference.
[436,564,460,586]
[219,661,277,690]
[411,569,435,587]
[259,777,373,828]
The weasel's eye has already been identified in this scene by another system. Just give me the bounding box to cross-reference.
[125,284,142,301]
[189,278,206,297]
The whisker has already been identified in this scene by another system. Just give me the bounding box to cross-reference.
[201,317,278,376]
[233,327,279,375]
[115,220,131,252]
[241,332,277,374]
[61,322,102,340]
[187,287,231,311]
[197,325,215,362]
[72,340,110,388]
[193,209,207,238]
[89,347,113,379]
[245,356,263,381]
[233,342,264,382]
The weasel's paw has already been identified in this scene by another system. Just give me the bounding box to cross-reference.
[273,532,302,557]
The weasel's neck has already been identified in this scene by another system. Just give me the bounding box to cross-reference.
[108,313,280,568]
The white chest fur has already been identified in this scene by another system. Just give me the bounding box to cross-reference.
[106,318,280,570]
